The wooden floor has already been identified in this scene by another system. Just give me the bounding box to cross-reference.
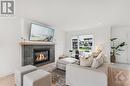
[0,74,56,86]
[0,74,15,86]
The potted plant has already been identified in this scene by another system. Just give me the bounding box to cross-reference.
[110,38,126,63]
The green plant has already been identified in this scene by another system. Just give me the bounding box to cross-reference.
[110,38,126,62]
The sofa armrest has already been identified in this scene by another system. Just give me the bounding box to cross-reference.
[66,64,107,86]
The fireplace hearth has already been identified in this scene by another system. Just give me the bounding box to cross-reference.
[33,48,50,65]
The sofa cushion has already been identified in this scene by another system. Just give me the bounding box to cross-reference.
[80,56,93,67]
[100,53,108,63]
[91,52,104,68]
[57,58,77,65]
[92,50,102,58]
[57,57,78,70]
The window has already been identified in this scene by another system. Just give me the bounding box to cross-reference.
[71,34,93,56]
[79,35,93,52]
[71,36,78,50]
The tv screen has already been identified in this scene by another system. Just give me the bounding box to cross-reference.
[30,23,54,41]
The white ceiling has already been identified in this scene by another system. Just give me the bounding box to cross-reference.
[16,0,130,31]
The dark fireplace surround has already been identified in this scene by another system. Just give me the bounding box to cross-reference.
[22,44,55,66]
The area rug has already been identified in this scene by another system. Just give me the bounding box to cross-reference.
[39,63,66,86]
[51,69,66,86]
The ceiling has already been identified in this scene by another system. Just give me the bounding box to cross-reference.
[16,0,130,31]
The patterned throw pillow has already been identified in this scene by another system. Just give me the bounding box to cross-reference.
[80,55,93,67]
[91,52,104,68]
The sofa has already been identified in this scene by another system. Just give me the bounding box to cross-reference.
[66,64,108,86]
[56,57,77,70]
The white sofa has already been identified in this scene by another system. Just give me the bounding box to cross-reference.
[66,64,108,86]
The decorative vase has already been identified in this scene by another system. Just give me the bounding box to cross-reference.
[110,54,116,63]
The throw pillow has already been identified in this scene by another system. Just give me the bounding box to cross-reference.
[91,52,104,68]
[80,55,93,67]
[92,50,102,58]
[101,53,108,63]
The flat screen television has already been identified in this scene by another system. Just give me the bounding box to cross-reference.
[30,23,54,42]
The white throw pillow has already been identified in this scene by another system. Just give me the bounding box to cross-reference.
[80,56,93,67]
[92,50,102,58]
[101,53,108,63]
[91,52,104,68]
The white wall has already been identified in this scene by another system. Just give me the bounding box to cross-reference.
[111,26,130,63]
[0,18,21,77]
[55,29,66,60]
[65,26,111,62]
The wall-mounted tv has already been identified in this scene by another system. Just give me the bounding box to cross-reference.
[30,23,54,42]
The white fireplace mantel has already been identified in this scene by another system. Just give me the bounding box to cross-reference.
[19,40,55,46]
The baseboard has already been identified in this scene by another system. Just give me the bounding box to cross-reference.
[0,72,13,78]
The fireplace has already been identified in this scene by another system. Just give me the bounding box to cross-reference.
[33,48,50,65]
[21,45,55,66]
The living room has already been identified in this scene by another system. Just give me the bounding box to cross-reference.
[0,0,130,86]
